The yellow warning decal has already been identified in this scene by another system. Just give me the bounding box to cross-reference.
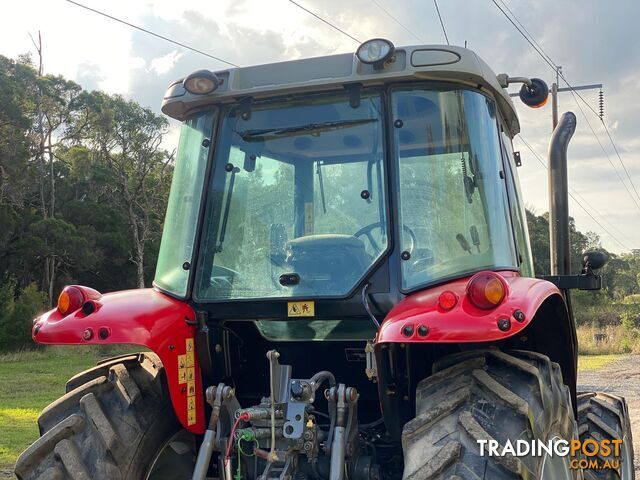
[288,301,315,317]
[178,354,187,384]
[180,338,198,426]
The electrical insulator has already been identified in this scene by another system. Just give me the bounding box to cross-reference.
[598,89,604,119]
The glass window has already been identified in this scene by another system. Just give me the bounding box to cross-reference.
[255,319,377,341]
[154,111,214,296]
[392,86,517,290]
[195,92,387,300]
[502,131,534,276]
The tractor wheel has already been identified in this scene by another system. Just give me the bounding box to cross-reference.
[401,349,579,479]
[14,352,196,480]
[577,392,635,479]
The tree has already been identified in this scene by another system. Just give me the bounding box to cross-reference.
[15,218,95,303]
[0,55,38,207]
[86,93,172,288]
[525,209,602,276]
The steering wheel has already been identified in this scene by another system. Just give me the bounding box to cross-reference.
[210,265,241,289]
[354,222,417,256]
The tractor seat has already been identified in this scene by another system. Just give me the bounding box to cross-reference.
[285,235,371,293]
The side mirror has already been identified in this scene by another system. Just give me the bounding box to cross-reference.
[582,250,608,272]
[519,78,549,108]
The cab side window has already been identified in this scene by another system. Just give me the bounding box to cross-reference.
[501,131,535,277]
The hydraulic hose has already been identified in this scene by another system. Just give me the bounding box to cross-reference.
[310,371,336,391]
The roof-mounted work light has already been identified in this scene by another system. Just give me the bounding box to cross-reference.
[356,38,395,69]
[183,70,221,95]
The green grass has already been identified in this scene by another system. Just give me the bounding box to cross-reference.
[0,346,137,473]
[577,353,623,372]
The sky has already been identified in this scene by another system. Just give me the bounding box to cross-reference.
[1,0,638,253]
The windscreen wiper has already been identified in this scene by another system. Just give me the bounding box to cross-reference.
[316,161,327,214]
[236,118,377,141]
[215,164,239,253]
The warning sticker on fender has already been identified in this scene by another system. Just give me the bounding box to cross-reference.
[184,337,197,426]
[178,354,187,384]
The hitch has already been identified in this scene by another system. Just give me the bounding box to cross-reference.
[193,351,377,480]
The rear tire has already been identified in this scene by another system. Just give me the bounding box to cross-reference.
[401,349,579,479]
[577,392,635,480]
[14,353,196,480]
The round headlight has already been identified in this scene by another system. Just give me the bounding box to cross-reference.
[183,70,220,95]
[356,38,395,66]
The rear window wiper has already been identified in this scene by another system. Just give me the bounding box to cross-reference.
[236,118,377,141]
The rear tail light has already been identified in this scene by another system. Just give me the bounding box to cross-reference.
[57,286,85,315]
[466,272,507,309]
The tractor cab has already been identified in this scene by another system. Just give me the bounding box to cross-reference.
[154,40,531,335]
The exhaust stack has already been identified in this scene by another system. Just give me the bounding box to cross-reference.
[548,111,577,276]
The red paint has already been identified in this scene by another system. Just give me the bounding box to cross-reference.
[32,288,205,434]
[377,271,562,344]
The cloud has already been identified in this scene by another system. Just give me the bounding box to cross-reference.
[75,62,105,91]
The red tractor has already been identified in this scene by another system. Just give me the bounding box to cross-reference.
[17,39,634,480]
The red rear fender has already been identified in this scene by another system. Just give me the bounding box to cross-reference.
[32,288,205,434]
[378,272,563,344]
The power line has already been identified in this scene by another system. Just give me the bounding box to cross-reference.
[568,188,633,245]
[565,88,640,212]
[490,0,600,121]
[288,0,361,44]
[495,0,554,67]
[490,0,556,71]
[490,0,640,209]
[64,0,239,67]
[371,0,425,43]
[601,119,640,205]
[433,0,450,45]
[519,135,631,251]
[517,135,631,251]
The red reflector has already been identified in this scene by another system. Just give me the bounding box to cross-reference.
[438,291,458,310]
[466,272,506,310]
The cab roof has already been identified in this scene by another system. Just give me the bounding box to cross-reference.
[161,43,521,136]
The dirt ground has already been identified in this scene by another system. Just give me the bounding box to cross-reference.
[578,354,640,475]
